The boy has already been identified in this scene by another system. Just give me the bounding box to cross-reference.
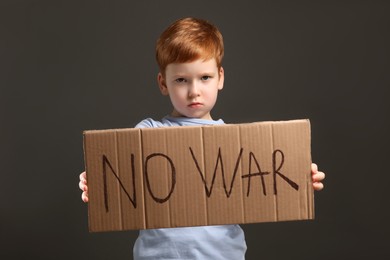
[79,17,325,259]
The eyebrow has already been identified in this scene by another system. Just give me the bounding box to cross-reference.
[172,71,216,77]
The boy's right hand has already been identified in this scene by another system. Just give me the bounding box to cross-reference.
[79,171,89,203]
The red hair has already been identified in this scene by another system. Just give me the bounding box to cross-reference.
[156,17,224,75]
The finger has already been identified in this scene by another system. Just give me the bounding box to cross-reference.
[79,181,88,192]
[82,192,89,203]
[80,171,87,182]
[313,171,325,182]
[82,193,88,203]
[313,182,324,191]
[311,163,318,174]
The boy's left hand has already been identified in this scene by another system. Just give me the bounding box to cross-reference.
[311,163,325,191]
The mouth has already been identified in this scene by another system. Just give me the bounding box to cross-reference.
[188,102,203,108]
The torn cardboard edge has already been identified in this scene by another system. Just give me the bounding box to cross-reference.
[83,119,314,232]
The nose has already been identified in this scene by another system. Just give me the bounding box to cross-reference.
[188,81,200,98]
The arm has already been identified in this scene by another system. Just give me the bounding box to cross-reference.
[311,163,325,191]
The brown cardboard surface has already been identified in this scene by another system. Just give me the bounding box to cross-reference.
[83,119,314,232]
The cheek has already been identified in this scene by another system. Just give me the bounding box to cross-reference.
[172,88,187,99]
[169,88,187,103]
[205,87,219,100]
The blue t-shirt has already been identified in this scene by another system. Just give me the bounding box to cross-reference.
[133,116,247,260]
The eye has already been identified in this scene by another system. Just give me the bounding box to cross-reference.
[175,78,186,83]
[201,75,211,81]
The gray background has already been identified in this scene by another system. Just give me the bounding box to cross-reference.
[1,0,389,259]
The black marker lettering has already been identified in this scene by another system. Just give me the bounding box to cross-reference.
[189,147,243,198]
[102,154,137,212]
[144,153,176,203]
[272,149,299,194]
[242,152,270,196]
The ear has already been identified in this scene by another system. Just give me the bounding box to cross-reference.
[218,67,225,90]
[157,72,169,96]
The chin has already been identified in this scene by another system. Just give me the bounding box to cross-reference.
[177,109,211,119]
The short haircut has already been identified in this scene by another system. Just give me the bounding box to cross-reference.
[156,17,224,74]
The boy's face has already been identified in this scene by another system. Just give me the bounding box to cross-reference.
[158,58,224,120]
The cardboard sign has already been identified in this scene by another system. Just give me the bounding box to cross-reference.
[83,119,314,232]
